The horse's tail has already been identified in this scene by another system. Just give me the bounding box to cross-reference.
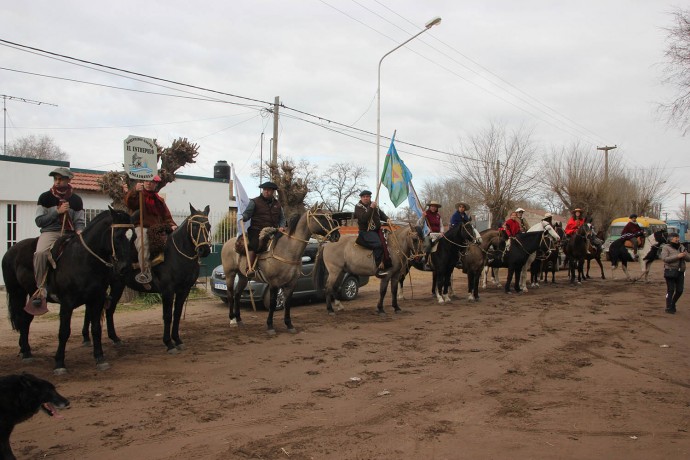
[312,244,327,292]
[2,248,28,331]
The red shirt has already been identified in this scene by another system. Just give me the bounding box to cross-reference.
[565,217,584,236]
[503,219,521,237]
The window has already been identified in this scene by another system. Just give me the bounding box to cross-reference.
[6,203,17,249]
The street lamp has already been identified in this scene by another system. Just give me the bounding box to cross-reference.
[376,16,442,183]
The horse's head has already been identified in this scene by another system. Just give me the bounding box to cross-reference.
[108,207,135,277]
[186,204,212,258]
[405,225,425,263]
[307,204,340,242]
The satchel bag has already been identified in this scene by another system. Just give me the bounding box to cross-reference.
[664,268,680,279]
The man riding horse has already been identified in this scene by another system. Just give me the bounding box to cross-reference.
[354,190,390,278]
[620,214,644,261]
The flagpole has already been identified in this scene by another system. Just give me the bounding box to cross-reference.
[409,182,431,231]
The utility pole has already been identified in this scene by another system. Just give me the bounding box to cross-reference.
[597,145,617,182]
[271,96,279,182]
[682,192,690,222]
[2,94,57,155]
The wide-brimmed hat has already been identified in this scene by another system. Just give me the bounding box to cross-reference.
[572,208,582,213]
[515,207,526,213]
[426,200,442,208]
[455,202,470,211]
[359,190,372,197]
[544,212,553,219]
[629,213,638,219]
[259,181,278,190]
[48,167,74,179]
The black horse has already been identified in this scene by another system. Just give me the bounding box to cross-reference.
[83,204,211,352]
[2,208,133,373]
[564,223,590,284]
[429,222,477,303]
[533,223,565,284]
[609,229,667,282]
[487,231,551,293]
[585,230,606,279]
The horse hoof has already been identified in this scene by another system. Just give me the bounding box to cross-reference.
[82,340,92,348]
[287,328,298,334]
[377,311,386,317]
[53,368,67,376]
[176,343,186,351]
[167,347,179,355]
[112,339,124,347]
[96,361,111,371]
[328,311,336,316]
[267,329,277,336]
[21,355,33,363]
[394,309,402,314]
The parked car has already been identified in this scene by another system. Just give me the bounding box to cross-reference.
[210,242,369,310]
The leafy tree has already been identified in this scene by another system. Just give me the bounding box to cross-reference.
[6,134,68,160]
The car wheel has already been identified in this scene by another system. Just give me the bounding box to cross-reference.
[338,276,359,301]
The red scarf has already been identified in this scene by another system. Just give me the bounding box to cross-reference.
[143,190,169,219]
[50,184,75,232]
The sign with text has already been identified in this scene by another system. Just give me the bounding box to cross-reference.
[124,135,158,180]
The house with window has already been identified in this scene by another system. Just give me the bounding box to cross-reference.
[0,155,234,286]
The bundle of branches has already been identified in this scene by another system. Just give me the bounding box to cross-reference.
[267,160,309,217]
[98,137,200,208]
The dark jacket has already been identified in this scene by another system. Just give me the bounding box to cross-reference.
[243,195,286,229]
[35,190,85,233]
[354,201,389,232]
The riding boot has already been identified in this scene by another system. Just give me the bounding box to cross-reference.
[375,258,389,278]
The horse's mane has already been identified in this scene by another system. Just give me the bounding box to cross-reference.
[286,213,301,235]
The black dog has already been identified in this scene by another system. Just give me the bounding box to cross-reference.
[0,373,69,460]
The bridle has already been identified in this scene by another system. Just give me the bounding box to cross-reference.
[278,208,340,243]
[79,222,134,268]
[172,214,211,260]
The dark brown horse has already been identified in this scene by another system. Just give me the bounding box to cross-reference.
[585,230,606,279]
[564,223,590,284]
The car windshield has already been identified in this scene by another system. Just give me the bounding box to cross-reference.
[609,226,623,237]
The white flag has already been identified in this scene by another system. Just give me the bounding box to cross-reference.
[232,164,251,236]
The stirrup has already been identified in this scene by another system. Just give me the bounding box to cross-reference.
[246,269,256,279]
[151,254,165,266]
[135,271,152,284]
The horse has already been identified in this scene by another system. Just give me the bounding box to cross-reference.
[460,242,485,301]
[222,204,340,334]
[2,208,133,374]
[486,230,552,293]
[313,224,422,314]
[520,221,561,290]
[534,223,565,284]
[479,229,502,289]
[609,229,667,282]
[564,223,590,284]
[82,204,211,353]
[585,230,606,279]
[428,222,478,304]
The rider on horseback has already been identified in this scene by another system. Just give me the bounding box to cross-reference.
[620,214,644,261]
[125,175,178,283]
[501,211,522,252]
[417,200,444,256]
[241,181,286,279]
[565,208,585,237]
[515,207,530,232]
[354,190,391,278]
[31,167,86,310]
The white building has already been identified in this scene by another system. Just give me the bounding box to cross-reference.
[0,155,235,286]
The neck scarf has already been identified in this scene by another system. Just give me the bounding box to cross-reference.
[50,184,75,232]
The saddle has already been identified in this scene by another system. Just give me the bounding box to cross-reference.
[48,234,77,269]
[623,236,645,249]
[235,228,277,256]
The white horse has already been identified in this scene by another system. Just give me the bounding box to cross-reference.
[520,221,561,290]
[609,229,668,282]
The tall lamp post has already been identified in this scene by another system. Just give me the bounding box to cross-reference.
[376,16,441,182]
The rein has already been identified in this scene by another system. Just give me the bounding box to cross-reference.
[172,215,211,260]
[78,222,134,267]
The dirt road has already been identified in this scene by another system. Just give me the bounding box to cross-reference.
[1,266,688,459]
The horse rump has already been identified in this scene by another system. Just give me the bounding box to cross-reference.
[0,373,70,460]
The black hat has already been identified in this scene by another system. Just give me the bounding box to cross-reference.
[49,167,74,179]
[359,190,372,197]
[668,232,680,238]
[629,213,638,219]
[259,181,278,190]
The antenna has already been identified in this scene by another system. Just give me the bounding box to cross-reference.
[1,94,58,155]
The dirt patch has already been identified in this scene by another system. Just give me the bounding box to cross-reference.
[1,265,689,459]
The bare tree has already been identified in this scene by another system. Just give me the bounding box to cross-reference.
[417,177,481,226]
[660,8,690,134]
[311,163,368,212]
[451,123,538,227]
[6,134,68,160]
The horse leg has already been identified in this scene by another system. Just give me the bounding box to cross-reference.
[390,274,402,313]
[434,270,445,304]
[86,299,110,371]
[597,258,605,279]
[84,283,125,346]
[585,259,591,279]
[53,306,75,375]
[504,267,514,293]
[514,265,523,293]
[281,286,297,333]
[161,292,177,352]
[325,275,338,315]
[9,289,35,360]
[230,276,247,327]
[376,279,389,315]
[171,288,192,350]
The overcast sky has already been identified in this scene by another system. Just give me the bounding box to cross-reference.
[1,1,688,216]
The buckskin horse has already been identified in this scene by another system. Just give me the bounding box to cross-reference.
[222,203,340,334]
[82,204,211,353]
[2,208,132,374]
[313,224,422,314]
